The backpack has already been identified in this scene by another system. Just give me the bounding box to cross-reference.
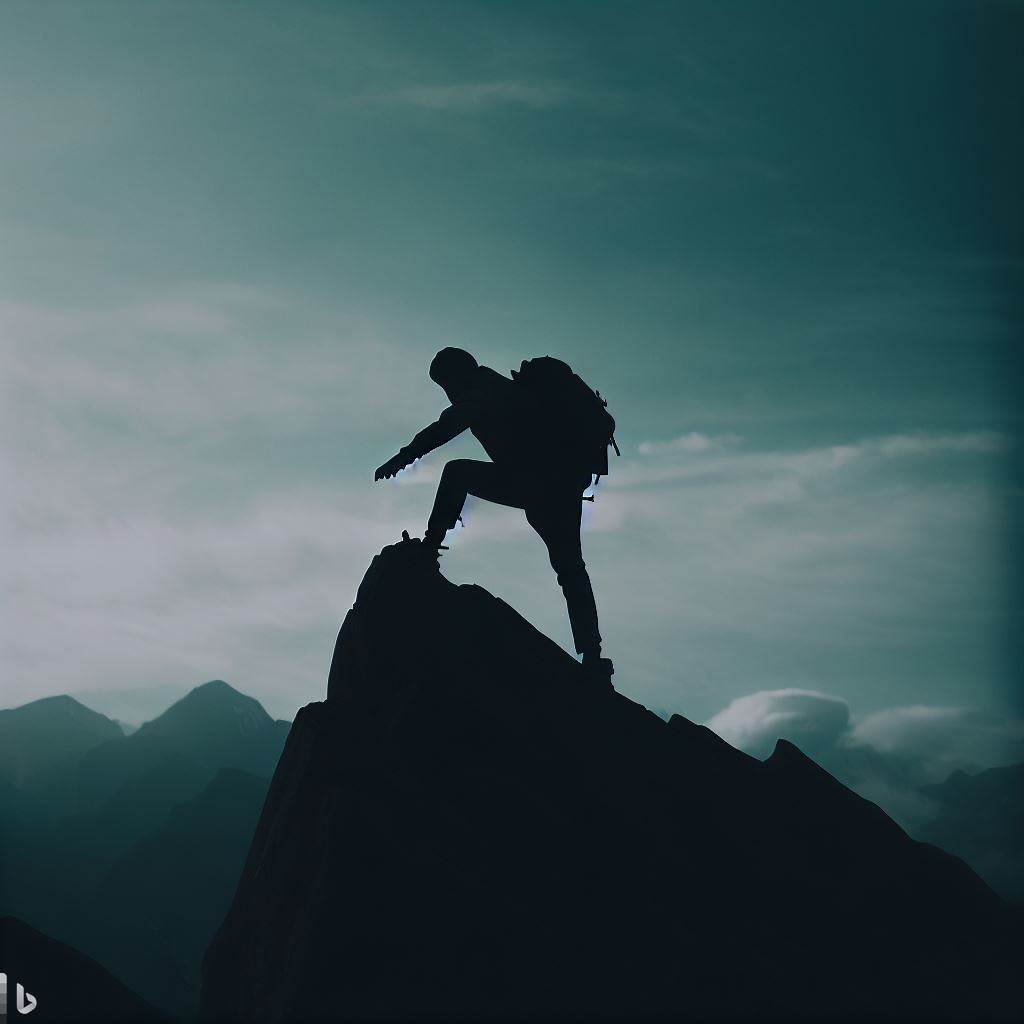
[511,356,620,487]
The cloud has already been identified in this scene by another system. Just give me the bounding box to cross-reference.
[706,689,1024,830]
[0,287,446,717]
[1,477,429,719]
[872,433,1010,458]
[0,289,427,441]
[849,706,1024,779]
[628,430,1010,482]
[707,688,1024,784]
[637,432,744,455]
[706,688,850,760]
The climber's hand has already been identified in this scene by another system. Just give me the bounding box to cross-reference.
[374,454,407,481]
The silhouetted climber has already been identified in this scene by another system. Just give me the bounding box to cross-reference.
[375,347,618,683]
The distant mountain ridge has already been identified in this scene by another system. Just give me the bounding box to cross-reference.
[0,680,290,1017]
[20,679,288,819]
[0,695,123,788]
[85,767,271,1017]
[134,679,289,778]
[139,678,275,735]
[917,761,1024,905]
[203,538,1023,1022]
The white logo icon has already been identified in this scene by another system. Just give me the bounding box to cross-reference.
[0,974,38,1016]
[15,984,35,1016]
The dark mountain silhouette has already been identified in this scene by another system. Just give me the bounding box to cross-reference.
[0,695,122,788]
[24,679,288,820]
[915,762,1024,906]
[0,916,165,1022]
[202,538,1023,1022]
[133,679,290,776]
[5,681,289,917]
[1,683,289,1017]
[84,768,272,1018]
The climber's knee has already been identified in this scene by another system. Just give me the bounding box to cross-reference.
[429,460,476,536]
[439,459,473,485]
[554,558,588,589]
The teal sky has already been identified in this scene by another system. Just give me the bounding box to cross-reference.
[2,1,1021,765]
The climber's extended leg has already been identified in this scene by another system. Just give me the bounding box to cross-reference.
[526,496,613,685]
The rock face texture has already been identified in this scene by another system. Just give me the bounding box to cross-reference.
[202,539,1022,1022]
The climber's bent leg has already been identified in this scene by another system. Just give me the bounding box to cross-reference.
[425,459,527,545]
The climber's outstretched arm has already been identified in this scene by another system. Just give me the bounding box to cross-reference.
[374,404,470,480]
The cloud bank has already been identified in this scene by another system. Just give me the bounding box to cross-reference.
[706,688,850,761]
[707,688,1024,829]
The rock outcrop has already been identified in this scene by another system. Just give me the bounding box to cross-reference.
[202,538,1022,1021]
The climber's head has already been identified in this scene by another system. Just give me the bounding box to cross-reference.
[429,347,478,400]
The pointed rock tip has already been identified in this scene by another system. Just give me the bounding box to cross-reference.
[765,738,845,785]
[767,737,815,764]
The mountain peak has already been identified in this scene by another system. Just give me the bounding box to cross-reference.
[25,693,80,709]
[326,534,586,706]
[0,695,123,787]
[203,538,1022,1022]
[139,680,270,734]
[128,679,286,780]
[180,679,245,704]
[3,693,112,720]
[193,678,236,695]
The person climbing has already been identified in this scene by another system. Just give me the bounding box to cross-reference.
[374,347,617,684]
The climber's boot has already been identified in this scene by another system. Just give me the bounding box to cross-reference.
[397,529,446,567]
[423,528,447,550]
[417,528,448,567]
[581,650,615,691]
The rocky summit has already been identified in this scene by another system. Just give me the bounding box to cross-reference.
[202,537,1022,1022]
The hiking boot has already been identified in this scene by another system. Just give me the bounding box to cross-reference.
[581,653,615,690]
[422,528,448,552]
[399,529,446,566]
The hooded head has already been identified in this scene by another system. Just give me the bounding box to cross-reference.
[429,347,478,401]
